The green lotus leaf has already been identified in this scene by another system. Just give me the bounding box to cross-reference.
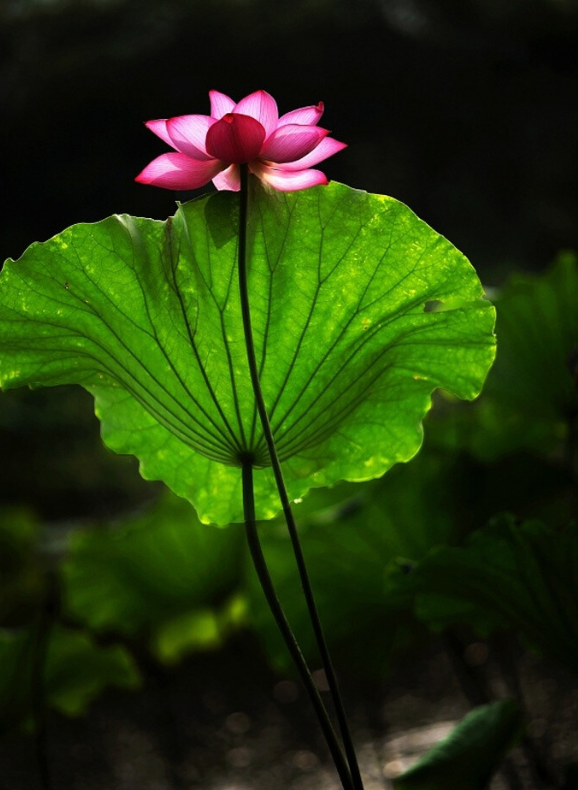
[0,181,495,524]
[470,252,578,460]
[246,449,464,674]
[393,700,522,790]
[387,515,578,673]
[0,625,139,731]
[62,490,244,642]
[0,508,45,628]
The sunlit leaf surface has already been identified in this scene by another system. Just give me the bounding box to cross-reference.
[0,181,495,524]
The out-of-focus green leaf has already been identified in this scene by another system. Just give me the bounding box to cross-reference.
[247,450,464,674]
[0,508,45,627]
[0,386,155,521]
[62,491,244,648]
[393,700,522,790]
[0,625,139,731]
[0,181,495,524]
[151,594,247,664]
[45,625,139,715]
[469,252,578,460]
[387,515,578,672]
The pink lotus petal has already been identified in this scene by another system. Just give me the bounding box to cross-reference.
[234,90,278,139]
[250,162,328,192]
[138,92,345,194]
[212,164,241,191]
[135,153,225,190]
[145,119,175,148]
[209,90,236,119]
[280,137,348,171]
[166,115,215,160]
[259,124,329,164]
[278,102,324,127]
[205,113,266,164]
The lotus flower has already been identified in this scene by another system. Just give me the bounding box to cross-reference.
[136,89,346,193]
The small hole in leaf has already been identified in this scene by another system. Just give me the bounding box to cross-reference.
[424,299,443,313]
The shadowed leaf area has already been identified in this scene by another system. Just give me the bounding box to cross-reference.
[0,181,495,524]
[388,514,578,673]
[246,448,464,675]
[61,491,245,662]
[468,252,578,460]
[393,700,522,790]
[0,625,139,733]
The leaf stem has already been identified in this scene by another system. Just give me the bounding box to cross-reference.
[241,462,354,790]
[31,574,56,790]
[237,164,364,790]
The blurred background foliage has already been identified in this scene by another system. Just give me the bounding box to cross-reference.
[1,0,577,787]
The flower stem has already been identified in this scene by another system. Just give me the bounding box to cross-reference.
[32,574,56,790]
[237,164,364,790]
[242,462,354,790]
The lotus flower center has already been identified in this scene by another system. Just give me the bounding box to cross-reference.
[205,113,266,164]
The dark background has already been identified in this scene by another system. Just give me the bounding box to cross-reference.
[2,0,578,285]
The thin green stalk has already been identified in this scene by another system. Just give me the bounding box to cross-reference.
[242,462,354,790]
[31,579,55,790]
[237,164,364,790]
